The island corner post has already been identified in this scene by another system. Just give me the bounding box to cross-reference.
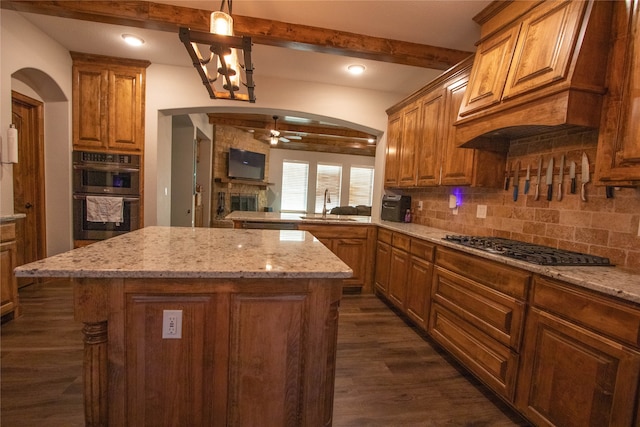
[72,275,344,427]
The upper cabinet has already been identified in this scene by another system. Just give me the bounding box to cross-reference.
[72,52,150,153]
[455,0,614,148]
[384,57,506,189]
[595,0,640,185]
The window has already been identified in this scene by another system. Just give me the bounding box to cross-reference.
[348,166,374,206]
[281,160,309,212]
[315,163,342,213]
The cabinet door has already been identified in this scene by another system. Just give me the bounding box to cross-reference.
[384,112,402,187]
[595,0,640,183]
[458,23,520,117]
[517,308,640,427]
[387,247,409,309]
[73,65,109,150]
[397,102,421,187]
[416,89,445,186]
[503,1,585,100]
[108,68,144,152]
[441,73,476,186]
[405,256,433,330]
[374,240,391,296]
[333,238,367,288]
[0,239,18,317]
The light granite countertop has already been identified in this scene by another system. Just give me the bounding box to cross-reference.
[226,212,640,304]
[226,211,373,224]
[14,226,353,279]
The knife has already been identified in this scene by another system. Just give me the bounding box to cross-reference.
[513,161,520,201]
[569,161,576,194]
[581,152,590,202]
[534,156,543,201]
[546,157,554,201]
[504,161,512,191]
[524,164,531,195]
[557,155,565,201]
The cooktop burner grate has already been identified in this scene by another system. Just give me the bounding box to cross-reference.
[442,235,612,266]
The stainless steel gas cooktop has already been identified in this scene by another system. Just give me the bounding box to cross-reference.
[442,235,612,266]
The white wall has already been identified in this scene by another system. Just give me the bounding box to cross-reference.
[1,10,74,256]
[268,149,375,213]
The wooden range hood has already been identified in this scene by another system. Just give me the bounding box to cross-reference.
[453,0,614,150]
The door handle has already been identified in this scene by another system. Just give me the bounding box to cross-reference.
[25,202,33,209]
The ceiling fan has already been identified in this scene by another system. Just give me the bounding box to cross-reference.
[269,115,289,145]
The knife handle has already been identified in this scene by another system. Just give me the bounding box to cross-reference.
[547,184,553,201]
[581,183,587,202]
[513,185,518,201]
[570,178,576,194]
[534,184,540,201]
[504,177,510,191]
[524,181,530,195]
[557,183,562,201]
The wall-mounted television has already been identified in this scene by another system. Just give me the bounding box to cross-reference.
[228,148,266,181]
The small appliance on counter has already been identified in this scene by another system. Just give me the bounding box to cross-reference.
[381,194,411,222]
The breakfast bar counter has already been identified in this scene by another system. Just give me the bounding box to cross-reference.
[15,226,352,426]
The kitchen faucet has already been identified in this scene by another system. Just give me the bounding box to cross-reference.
[322,189,331,218]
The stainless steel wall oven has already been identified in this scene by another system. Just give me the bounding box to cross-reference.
[73,151,141,240]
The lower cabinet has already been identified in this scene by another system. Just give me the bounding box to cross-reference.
[298,224,376,294]
[429,248,530,400]
[372,230,640,425]
[516,276,640,427]
[374,228,434,331]
[1,222,20,320]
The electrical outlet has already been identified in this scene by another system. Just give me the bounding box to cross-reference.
[418,201,423,211]
[162,309,183,339]
[477,205,487,219]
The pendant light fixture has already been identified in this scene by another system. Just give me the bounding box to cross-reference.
[179,0,255,102]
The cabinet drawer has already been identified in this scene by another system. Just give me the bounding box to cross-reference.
[433,266,526,350]
[429,303,519,401]
[0,223,16,242]
[391,232,410,252]
[298,224,369,239]
[435,247,530,299]
[532,276,640,349]
[410,238,435,262]
[377,228,392,245]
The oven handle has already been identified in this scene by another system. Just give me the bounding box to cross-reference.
[73,164,140,173]
[73,194,140,202]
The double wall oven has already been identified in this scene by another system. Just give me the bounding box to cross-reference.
[73,151,141,240]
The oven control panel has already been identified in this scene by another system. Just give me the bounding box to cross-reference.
[74,151,139,166]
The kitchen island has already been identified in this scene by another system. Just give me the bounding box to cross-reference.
[14,226,352,427]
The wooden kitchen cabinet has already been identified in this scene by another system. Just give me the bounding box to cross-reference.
[383,111,402,187]
[298,224,376,294]
[455,0,613,147]
[429,247,530,401]
[72,52,150,153]
[375,229,435,331]
[1,222,20,320]
[385,56,506,188]
[516,276,640,426]
[374,228,392,296]
[595,0,640,185]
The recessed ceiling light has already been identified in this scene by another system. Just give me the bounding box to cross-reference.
[347,64,366,75]
[122,34,145,47]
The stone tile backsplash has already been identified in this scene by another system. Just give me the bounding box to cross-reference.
[407,129,640,269]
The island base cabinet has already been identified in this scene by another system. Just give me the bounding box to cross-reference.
[516,308,640,427]
[75,277,342,427]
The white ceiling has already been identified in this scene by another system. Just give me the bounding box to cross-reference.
[18,0,490,96]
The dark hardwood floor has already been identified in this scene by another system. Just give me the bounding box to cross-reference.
[1,280,529,426]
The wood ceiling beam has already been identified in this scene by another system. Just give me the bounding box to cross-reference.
[2,0,472,70]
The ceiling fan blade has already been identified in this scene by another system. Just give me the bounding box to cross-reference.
[279,137,290,143]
